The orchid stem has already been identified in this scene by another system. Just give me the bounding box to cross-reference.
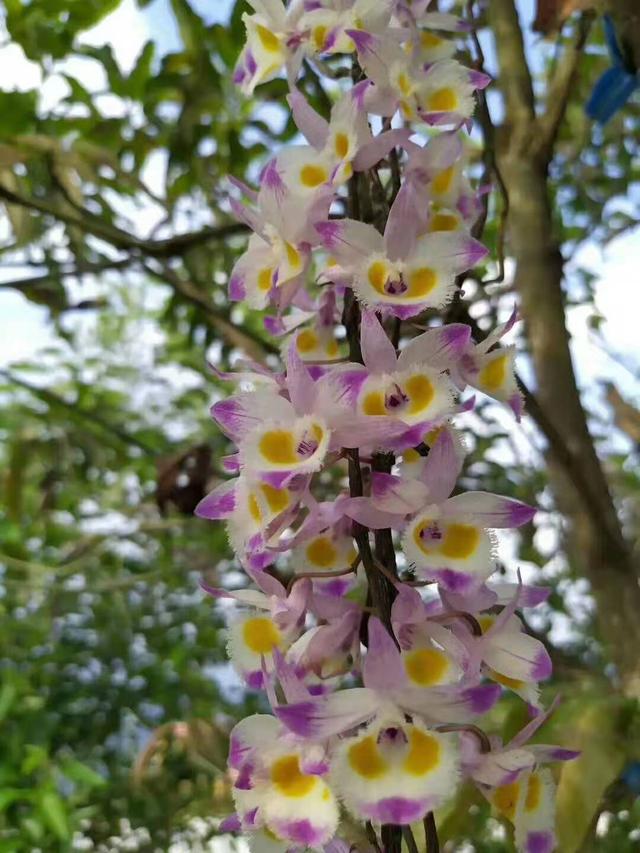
[424,812,439,853]
[402,826,420,853]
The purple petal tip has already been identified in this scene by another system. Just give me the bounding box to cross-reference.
[525,831,555,853]
[532,648,553,681]
[509,501,536,527]
[466,683,501,714]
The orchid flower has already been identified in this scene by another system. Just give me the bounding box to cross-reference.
[277,617,501,739]
[456,307,524,419]
[227,713,340,848]
[331,312,470,432]
[299,0,395,56]
[229,160,332,310]
[209,575,311,688]
[195,473,303,569]
[393,132,483,236]
[315,212,486,318]
[233,0,307,95]
[286,82,411,188]
[344,428,535,592]
[349,31,490,126]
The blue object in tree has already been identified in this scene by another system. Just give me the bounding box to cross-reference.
[621,761,640,795]
[586,16,639,124]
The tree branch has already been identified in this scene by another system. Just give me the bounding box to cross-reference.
[0,181,248,258]
[2,368,159,455]
[488,0,536,141]
[537,13,593,163]
[143,261,277,364]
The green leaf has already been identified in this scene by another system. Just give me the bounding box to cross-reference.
[21,745,48,775]
[0,91,37,139]
[38,791,70,841]
[0,676,18,723]
[128,41,156,100]
[61,759,107,789]
[0,788,26,811]
[170,0,207,54]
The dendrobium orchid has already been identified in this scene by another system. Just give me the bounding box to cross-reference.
[196,3,575,851]
[316,210,486,318]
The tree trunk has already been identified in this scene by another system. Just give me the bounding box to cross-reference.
[489,0,640,698]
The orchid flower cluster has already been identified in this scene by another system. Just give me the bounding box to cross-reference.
[196,2,576,851]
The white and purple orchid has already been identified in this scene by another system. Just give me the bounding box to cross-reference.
[195,4,575,851]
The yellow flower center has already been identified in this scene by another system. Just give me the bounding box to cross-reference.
[405,374,435,414]
[256,24,280,52]
[420,32,442,48]
[326,338,339,357]
[306,536,338,568]
[477,615,495,633]
[297,329,319,353]
[313,25,328,50]
[404,648,449,686]
[362,390,387,416]
[258,429,298,465]
[285,241,301,270]
[242,617,281,654]
[300,164,328,188]
[408,267,437,297]
[403,729,441,776]
[432,165,455,195]
[248,493,262,523]
[368,260,389,293]
[428,86,458,112]
[260,483,290,514]
[258,266,273,291]
[493,781,520,821]
[439,523,480,559]
[403,448,421,463]
[489,669,526,691]
[348,736,388,779]
[429,212,458,232]
[334,132,350,159]
[524,773,542,813]
[271,754,317,797]
[397,72,412,96]
[478,353,509,392]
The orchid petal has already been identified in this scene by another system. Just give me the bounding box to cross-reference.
[443,492,536,528]
[360,311,398,373]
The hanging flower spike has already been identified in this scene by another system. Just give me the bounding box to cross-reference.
[202,7,571,851]
[229,159,331,310]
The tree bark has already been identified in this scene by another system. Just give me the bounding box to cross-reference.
[489,0,640,698]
